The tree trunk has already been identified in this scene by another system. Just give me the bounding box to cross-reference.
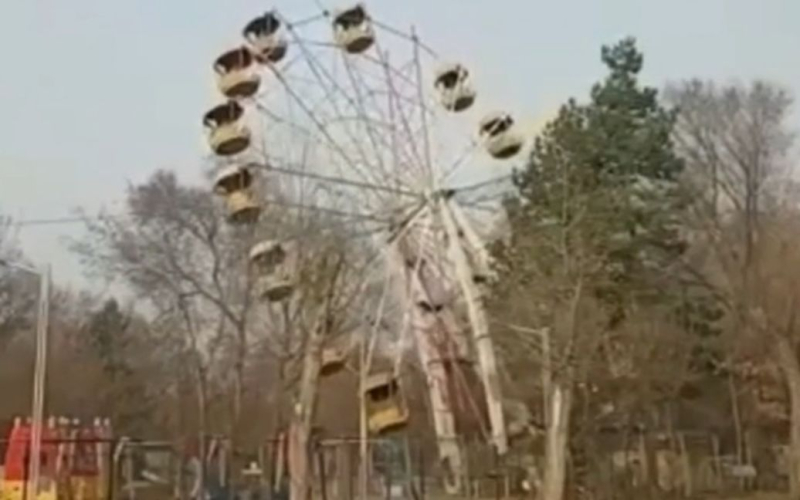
[232,323,247,445]
[289,319,327,500]
[541,382,572,500]
[288,422,311,500]
[775,334,800,498]
[195,369,209,500]
[728,370,746,491]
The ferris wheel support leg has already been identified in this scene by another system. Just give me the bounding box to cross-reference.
[440,198,509,455]
[407,299,464,494]
[449,201,496,280]
[392,240,464,495]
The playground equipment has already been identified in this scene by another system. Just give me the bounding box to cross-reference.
[0,417,111,500]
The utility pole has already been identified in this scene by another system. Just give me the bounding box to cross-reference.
[1,259,50,500]
[29,264,51,500]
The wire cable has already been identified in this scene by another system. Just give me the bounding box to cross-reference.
[451,174,514,194]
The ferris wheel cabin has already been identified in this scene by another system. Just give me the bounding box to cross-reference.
[479,112,524,159]
[214,47,261,99]
[320,347,347,376]
[332,4,375,54]
[249,239,287,271]
[203,101,251,156]
[364,372,409,434]
[435,63,476,112]
[249,240,295,302]
[224,190,261,225]
[256,275,294,302]
[243,12,288,64]
[213,164,254,196]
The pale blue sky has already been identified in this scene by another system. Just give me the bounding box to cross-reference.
[1,0,799,287]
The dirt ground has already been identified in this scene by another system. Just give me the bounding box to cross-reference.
[706,495,789,500]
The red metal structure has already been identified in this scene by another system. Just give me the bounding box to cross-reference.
[0,418,110,500]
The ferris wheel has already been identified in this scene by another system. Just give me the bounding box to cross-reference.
[200,2,526,489]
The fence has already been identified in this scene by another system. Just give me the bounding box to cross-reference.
[0,435,534,500]
[0,432,792,499]
[263,436,534,499]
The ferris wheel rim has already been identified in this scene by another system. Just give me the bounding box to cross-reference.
[202,3,517,450]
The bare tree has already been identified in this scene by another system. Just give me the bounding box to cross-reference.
[73,168,376,499]
[0,217,36,347]
[666,79,800,495]
[73,170,256,444]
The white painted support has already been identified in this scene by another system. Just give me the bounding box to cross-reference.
[440,197,508,455]
[391,243,464,494]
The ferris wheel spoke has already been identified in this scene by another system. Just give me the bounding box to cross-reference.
[257,160,420,199]
[340,54,393,179]
[437,139,482,187]
[454,186,511,210]
[385,73,406,202]
[268,51,307,81]
[265,65,380,189]
[412,28,435,186]
[286,35,421,117]
[373,41,438,119]
[285,35,357,106]
[260,196,391,224]
[277,30,438,193]
[451,174,515,195]
[459,188,509,204]
[384,85,424,201]
[323,115,398,132]
[374,45,427,178]
[357,53,440,120]
[361,47,428,191]
[343,57,413,188]
[288,39,340,51]
[362,88,434,116]
[275,29,383,185]
[293,216,384,245]
[453,196,509,216]
[385,199,431,247]
[281,28,389,183]
[277,174,422,237]
[340,51,425,100]
[253,101,315,139]
[362,243,401,377]
[284,11,329,29]
[390,203,435,375]
[370,19,439,59]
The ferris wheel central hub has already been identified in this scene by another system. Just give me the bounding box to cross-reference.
[425,188,456,204]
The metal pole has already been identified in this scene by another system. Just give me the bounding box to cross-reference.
[439,198,508,455]
[27,264,50,500]
[317,440,328,500]
[358,333,370,500]
[418,442,426,500]
[541,327,551,430]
